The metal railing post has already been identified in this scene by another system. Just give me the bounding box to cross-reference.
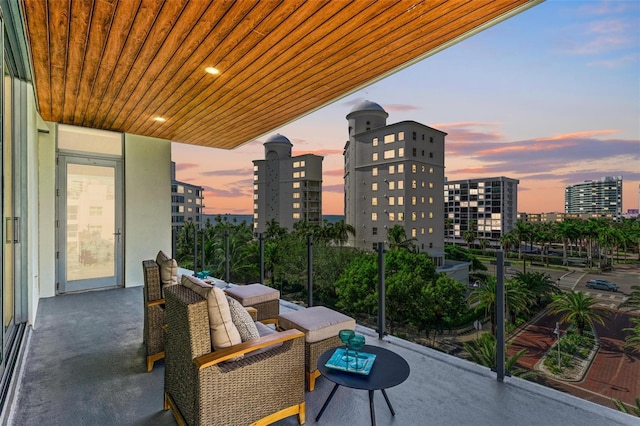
[259,233,265,283]
[496,250,505,382]
[307,234,313,307]
[192,225,197,276]
[377,242,385,340]
[225,229,230,283]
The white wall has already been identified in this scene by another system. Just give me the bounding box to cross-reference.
[36,121,56,301]
[124,134,172,287]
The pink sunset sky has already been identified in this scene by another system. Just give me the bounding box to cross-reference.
[172,1,640,216]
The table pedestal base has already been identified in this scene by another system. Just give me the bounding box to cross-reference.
[315,384,396,426]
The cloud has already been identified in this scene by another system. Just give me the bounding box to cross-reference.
[175,163,199,171]
[534,130,619,141]
[588,53,638,69]
[201,168,252,177]
[322,184,345,193]
[385,104,421,112]
[432,122,505,143]
[324,168,344,177]
[202,179,253,199]
[578,2,633,16]
[293,149,343,156]
[567,35,635,55]
[446,137,639,177]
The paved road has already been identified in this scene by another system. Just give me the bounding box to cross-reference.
[509,310,640,408]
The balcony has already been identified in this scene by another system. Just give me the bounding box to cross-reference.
[7,286,631,426]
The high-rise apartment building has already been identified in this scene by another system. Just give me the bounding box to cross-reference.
[171,161,205,229]
[444,177,518,246]
[564,176,623,219]
[344,101,446,265]
[253,134,323,234]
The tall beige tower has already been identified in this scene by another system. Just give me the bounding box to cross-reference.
[253,134,323,234]
[344,101,446,265]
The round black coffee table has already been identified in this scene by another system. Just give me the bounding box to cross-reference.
[315,344,410,426]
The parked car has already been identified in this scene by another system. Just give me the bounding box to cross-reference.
[586,279,618,292]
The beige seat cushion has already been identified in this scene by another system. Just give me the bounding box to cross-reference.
[225,284,280,306]
[278,306,355,343]
[181,275,241,350]
[156,250,178,287]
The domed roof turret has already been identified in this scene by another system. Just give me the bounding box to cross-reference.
[349,100,386,114]
[264,133,292,145]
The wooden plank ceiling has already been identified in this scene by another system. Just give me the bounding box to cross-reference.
[21,0,538,150]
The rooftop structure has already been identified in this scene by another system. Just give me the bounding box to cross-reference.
[344,101,446,265]
[564,176,623,220]
[445,176,519,247]
[252,134,323,234]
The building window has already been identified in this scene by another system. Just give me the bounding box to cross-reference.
[430,136,434,143]
[398,131,404,141]
[421,228,425,235]
[384,149,395,159]
[389,196,395,206]
[293,203,300,209]
[411,212,417,221]
[372,197,378,206]
[254,175,259,181]
[293,161,300,168]
[372,212,378,221]
[177,185,184,194]
[398,196,404,205]
[389,212,395,221]
[398,212,404,221]
[300,160,305,167]
[398,147,404,157]
[412,164,417,173]
[293,182,300,188]
[429,197,433,204]
[421,181,425,188]
[412,228,417,237]
[398,163,404,173]
[300,171,305,178]
[372,182,378,191]
[293,213,300,219]
[412,180,417,189]
[293,171,300,178]
[293,192,300,199]
[412,147,417,156]
[429,182,434,189]
[372,137,378,146]
[254,213,258,219]
[389,165,395,174]
[429,211,433,218]
[384,134,395,144]
[372,167,378,176]
[372,152,378,161]
[429,152,434,158]
[389,181,395,190]
[412,196,417,205]
[254,203,258,210]
[429,227,434,234]
[254,165,259,171]
[412,131,416,140]
[421,212,425,219]
[372,227,378,236]
[429,167,434,174]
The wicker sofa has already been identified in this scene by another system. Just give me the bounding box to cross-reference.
[163,284,306,426]
[142,259,166,372]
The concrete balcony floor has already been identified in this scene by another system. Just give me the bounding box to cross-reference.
[7,287,635,426]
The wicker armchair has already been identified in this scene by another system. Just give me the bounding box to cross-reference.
[142,259,165,372]
[163,284,306,426]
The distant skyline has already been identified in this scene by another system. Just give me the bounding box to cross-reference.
[172,0,640,216]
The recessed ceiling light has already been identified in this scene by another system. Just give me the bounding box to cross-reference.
[205,67,220,75]
[153,116,166,122]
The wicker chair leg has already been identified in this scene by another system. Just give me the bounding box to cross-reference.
[307,369,321,392]
[146,351,165,372]
[164,393,187,426]
[298,402,306,424]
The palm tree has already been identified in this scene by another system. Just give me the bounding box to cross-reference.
[619,285,640,311]
[514,221,532,259]
[622,316,640,353]
[548,291,608,335]
[614,397,640,417]
[515,271,559,307]
[387,225,416,251]
[468,276,530,335]
[330,219,355,247]
[463,229,475,249]
[500,231,518,257]
[556,219,580,265]
[463,333,535,379]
